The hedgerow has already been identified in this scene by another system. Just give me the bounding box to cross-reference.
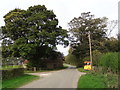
[98,52,118,74]
[2,68,24,80]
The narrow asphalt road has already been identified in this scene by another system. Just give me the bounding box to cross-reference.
[19,66,85,88]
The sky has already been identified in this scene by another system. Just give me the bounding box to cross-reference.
[0,0,119,56]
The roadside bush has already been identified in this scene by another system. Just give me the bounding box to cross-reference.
[2,68,24,80]
[92,50,102,66]
[99,52,118,74]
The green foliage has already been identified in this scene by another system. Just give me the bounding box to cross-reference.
[83,56,90,61]
[103,37,119,52]
[1,5,69,67]
[92,50,102,66]
[68,12,108,65]
[77,68,118,88]
[2,68,24,80]
[77,51,118,88]
[103,73,118,88]
[99,52,118,74]
[2,74,39,88]
[0,65,22,70]
[65,53,83,67]
[2,57,23,66]
[77,72,118,88]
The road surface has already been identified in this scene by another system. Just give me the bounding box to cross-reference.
[19,66,85,88]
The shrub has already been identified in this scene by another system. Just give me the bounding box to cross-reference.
[98,52,118,74]
[92,50,102,66]
[2,68,24,80]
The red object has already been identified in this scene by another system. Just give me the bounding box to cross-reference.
[23,60,29,64]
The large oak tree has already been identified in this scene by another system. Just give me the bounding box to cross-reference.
[1,5,69,67]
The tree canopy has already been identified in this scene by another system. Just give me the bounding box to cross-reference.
[67,12,108,66]
[1,5,69,67]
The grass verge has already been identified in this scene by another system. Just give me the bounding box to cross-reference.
[77,68,118,88]
[77,73,107,88]
[2,74,39,89]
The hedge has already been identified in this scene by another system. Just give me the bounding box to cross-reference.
[98,52,118,74]
[2,68,24,80]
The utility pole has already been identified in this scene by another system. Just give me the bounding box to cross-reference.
[88,31,92,67]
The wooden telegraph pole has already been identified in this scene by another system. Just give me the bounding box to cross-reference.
[88,31,92,68]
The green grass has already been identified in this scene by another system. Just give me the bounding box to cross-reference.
[2,74,39,89]
[77,67,118,88]
[63,63,69,68]
[77,73,107,88]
